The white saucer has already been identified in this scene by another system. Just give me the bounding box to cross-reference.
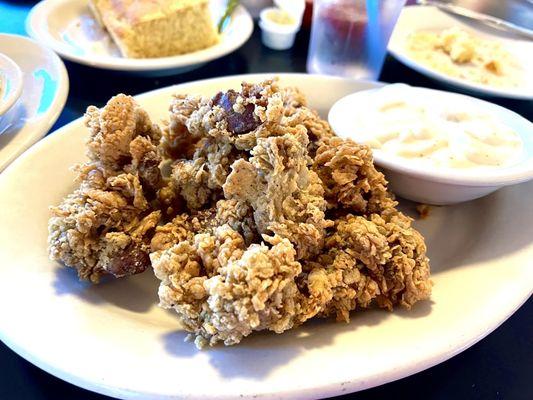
[26,0,254,76]
[0,74,531,400]
[0,53,23,116]
[0,34,69,172]
[388,6,533,100]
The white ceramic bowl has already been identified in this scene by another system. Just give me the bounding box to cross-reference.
[0,34,69,172]
[259,8,302,50]
[0,53,23,116]
[329,86,533,205]
[259,20,299,50]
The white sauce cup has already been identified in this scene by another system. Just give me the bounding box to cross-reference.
[259,4,303,50]
[328,85,533,205]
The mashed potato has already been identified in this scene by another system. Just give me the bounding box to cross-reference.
[407,27,521,88]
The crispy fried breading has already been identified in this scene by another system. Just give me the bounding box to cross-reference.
[152,226,308,348]
[150,199,256,253]
[48,95,162,282]
[49,79,432,347]
[315,211,432,321]
[223,131,332,260]
[313,136,395,214]
[85,94,161,171]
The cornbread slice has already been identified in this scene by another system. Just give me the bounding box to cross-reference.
[89,0,220,58]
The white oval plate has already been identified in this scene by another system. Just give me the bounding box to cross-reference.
[0,74,531,400]
[388,6,533,100]
[26,0,254,76]
[0,34,68,172]
[0,53,23,116]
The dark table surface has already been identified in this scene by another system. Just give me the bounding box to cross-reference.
[1,2,532,400]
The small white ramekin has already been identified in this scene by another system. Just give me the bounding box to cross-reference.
[259,7,302,50]
[328,86,533,205]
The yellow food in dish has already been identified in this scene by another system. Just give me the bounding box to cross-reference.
[407,27,521,88]
[89,0,219,58]
[264,9,295,25]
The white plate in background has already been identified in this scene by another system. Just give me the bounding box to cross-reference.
[0,34,68,172]
[0,53,23,116]
[0,74,531,400]
[26,0,254,76]
[388,5,533,100]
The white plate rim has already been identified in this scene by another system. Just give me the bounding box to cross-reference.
[25,0,254,72]
[0,33,69,172]
[328,85,533,187]
[2,296,529,400]
[0,73,532,400]
[388,5,533,100]
[0,53,24,116]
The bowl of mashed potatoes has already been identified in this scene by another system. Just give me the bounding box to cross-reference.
[329,84,533,204]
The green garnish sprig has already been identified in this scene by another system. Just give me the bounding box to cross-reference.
[218,0,240,33]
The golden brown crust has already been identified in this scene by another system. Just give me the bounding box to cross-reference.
[150,79,432,347]
[89,0,219,58]
[49,79,432,347]
[48,95,162,282]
